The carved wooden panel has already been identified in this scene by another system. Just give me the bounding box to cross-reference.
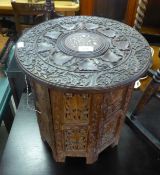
[30,80,57,159]
[99,116,119,152]
[50,89,65,162]
[64,126,87,152]
[63,93,90,124]
[30,81,134,164]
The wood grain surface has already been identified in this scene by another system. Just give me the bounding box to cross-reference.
[31,79,134,164]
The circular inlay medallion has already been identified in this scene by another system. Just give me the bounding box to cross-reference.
[57,31,110,58]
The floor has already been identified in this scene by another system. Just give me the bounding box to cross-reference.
[0,91,160,174]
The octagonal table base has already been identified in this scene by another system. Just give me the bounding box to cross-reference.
[31,79,134,164]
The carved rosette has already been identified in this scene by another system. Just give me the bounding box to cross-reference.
[15,16,150,164]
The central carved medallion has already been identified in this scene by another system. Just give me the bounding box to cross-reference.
[57,30,110,58]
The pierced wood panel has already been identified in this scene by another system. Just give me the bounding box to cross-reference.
[31,79,134,164]
[64,126,87,152]
[63,93,90,124]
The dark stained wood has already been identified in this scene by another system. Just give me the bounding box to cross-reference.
[93,0,128,21]
[143,0,160,28]
[15,16,151,91]
[125,0,160,28]
[80,0,128,19]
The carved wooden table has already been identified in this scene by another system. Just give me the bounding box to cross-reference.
[15,16,151,164]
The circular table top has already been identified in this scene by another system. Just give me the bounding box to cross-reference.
[15,16,151,91]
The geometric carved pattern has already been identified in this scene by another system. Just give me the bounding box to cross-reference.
[108,88,124,105]
[107,100,122,114]
[31,80,134,164]
[64,127,87,151]
[64,93,90,123]
[100,116,119,152]
[101,88,126,120]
